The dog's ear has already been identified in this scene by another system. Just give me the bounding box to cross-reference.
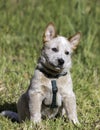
[69,33,81,50]
[43,23,56,42]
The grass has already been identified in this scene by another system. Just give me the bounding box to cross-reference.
[0,0,100,129]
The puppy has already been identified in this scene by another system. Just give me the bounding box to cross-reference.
[1,23,81,125]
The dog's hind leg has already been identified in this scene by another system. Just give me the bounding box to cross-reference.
[17,93,30,122]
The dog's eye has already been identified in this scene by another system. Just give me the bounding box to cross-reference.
[52,48,58,52]
[65,51,69,55]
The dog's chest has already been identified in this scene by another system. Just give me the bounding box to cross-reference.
[37,70,71,118]
[41,79,62,118]
[40,74,69,107]
[42,80,62,107]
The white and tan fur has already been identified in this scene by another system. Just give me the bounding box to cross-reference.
[1,23,81,125]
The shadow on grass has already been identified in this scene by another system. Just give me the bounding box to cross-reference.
[0,102,17,112]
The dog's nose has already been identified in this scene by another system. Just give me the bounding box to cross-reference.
[58,58,64,65]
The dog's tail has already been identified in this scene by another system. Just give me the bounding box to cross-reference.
[0,110,19,122]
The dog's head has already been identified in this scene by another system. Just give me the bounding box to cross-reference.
[40,23,81,76]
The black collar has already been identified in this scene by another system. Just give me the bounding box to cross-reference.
[36,64,67,79]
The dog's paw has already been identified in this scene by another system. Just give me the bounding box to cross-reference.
[68,115,80,126]
[72,119,81,127]
[30,113,41,124]
[33,118,41,124]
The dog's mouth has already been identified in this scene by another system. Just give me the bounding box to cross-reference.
[42,56,65,73]
[48,62,64,71]
[39,57,67,78]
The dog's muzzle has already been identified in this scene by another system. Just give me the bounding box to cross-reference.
[58,58,64,67]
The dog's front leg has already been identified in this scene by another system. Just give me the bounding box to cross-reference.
[28,90,42,123]
[63,92,80,125]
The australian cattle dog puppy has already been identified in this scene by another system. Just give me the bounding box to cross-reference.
[1,23,81,125]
